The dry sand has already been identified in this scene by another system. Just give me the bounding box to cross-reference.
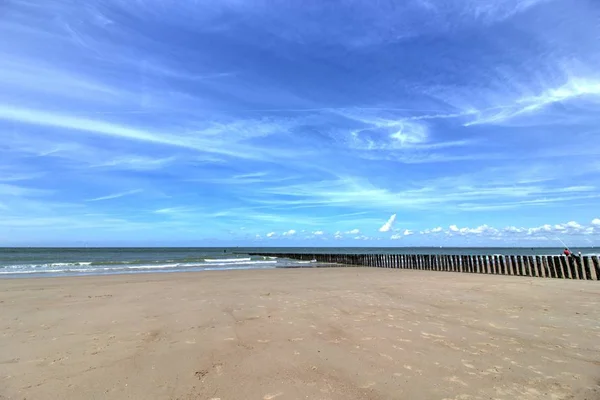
[1,268,599,400]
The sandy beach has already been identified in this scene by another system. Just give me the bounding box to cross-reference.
[1,268,599,400]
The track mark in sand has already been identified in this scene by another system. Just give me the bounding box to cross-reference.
[379,353,393,361]
[403,365,413,371]
[257,339,270,343]
[421,332,445,338]
[290,337,303,342]
[461,360,475,369]
[360,382,376,389]
[264,392,283,399]
[444,376,469,387]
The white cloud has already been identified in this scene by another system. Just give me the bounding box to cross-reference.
[282,229,296,236]
[266,232,276,238]
[403,229,414,236]
[390,233,402,239]
[379,214,397,232]
[334,231,343,239]
[416,220,599,240]
[346,228,360,234]
[86,189,142,202]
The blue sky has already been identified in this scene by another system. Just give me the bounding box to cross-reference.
[1,0,600,247]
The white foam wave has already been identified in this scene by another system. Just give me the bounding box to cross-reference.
[0,259,278,275]
[204,257,251,263]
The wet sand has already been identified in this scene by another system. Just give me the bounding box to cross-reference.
[1,268,599,400]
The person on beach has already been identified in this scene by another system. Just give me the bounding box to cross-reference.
[563,248,572,256]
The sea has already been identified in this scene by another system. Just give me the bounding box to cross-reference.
[0,247,597,278]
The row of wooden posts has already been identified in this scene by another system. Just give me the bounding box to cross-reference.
[249,253,600,281]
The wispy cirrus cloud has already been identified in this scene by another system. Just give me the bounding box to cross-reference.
[86,189,142,202]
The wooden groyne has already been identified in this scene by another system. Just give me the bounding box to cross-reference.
[249,253,600,281]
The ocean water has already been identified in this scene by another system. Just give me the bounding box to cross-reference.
[0,247,597,278]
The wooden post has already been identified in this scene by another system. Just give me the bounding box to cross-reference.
[580,256,591,280]
[582,256,593,280]
[514,255,523,276]
[522,255,531,276]
[547,257,557,278]
[576,256,585,280]
[506,256,515,275]
[566,256,577,279]
[551,256,565,279]
[528,256,538,277]
[542,256,550,277]
[482,255,489,274]
[557,256,568,279]
[535,256,542,277]
[591,256,600,280]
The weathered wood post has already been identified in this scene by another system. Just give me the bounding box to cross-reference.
[582,256,593,280]
[506,255,514,275]
[541,256,550,277]
[528,256,538,277]
[565,256,576,279]
[592,256,600,280]
[557,256,568,279]
[547,257,557,278]
[513,255,521,276]
[520,255,529,276]
[576,255,585,280]
[496,255,504,275]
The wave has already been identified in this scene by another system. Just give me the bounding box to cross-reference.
[204,257,251,263]
[0,259,278,276]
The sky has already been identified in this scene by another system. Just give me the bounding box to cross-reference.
[1,0,600,247]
